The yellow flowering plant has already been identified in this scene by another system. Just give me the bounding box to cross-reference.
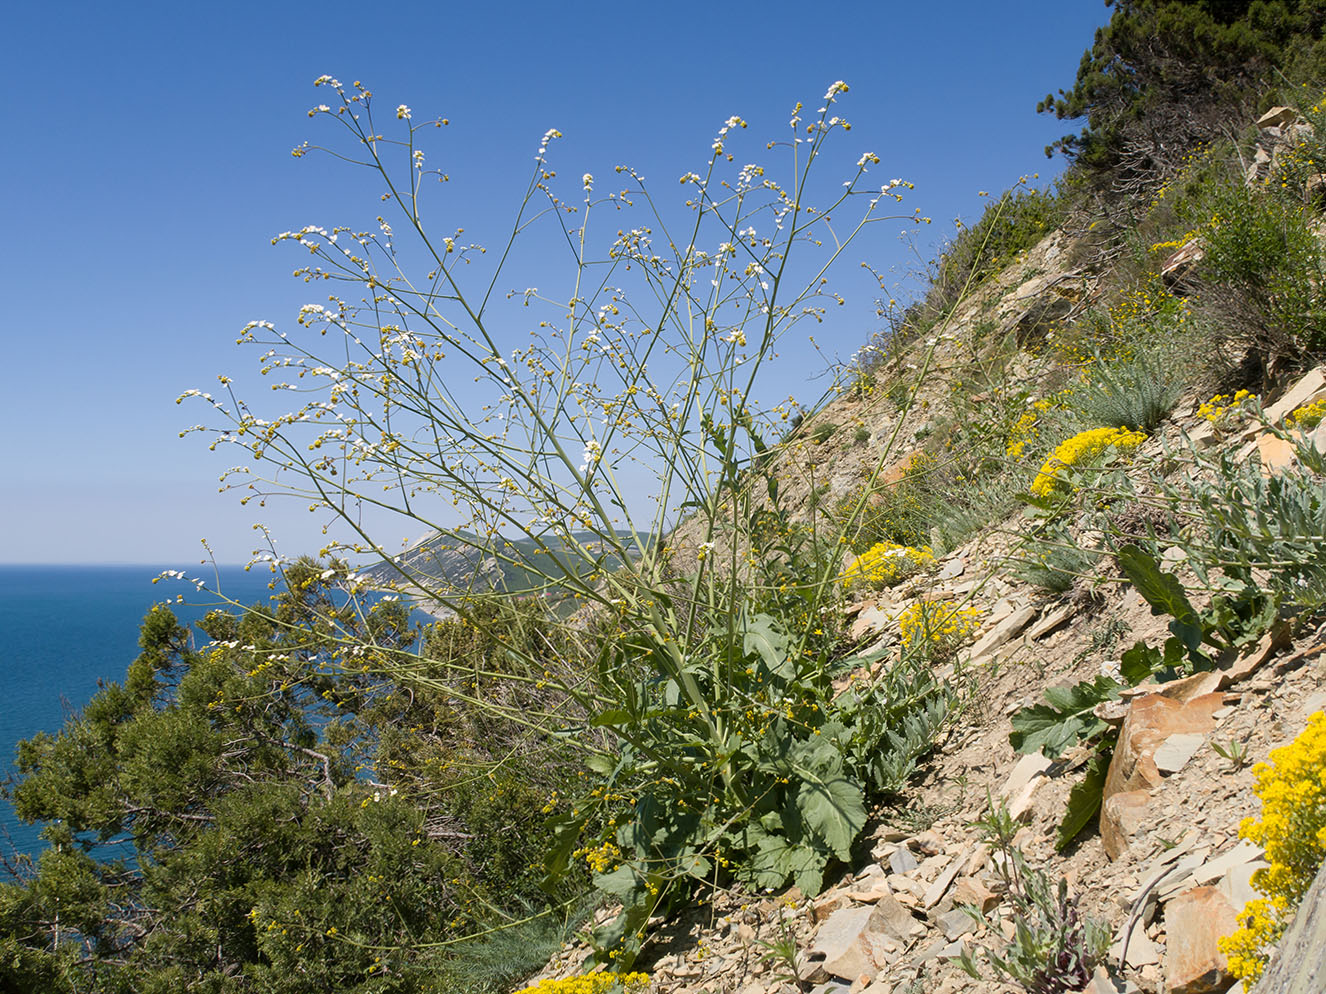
[839,541,934,590]
[514,971,651,994]
[897,599,982,658]
[1028,426,1146,498]
[1196,389,1257,431]
[1287,397,1326,431]
[1219,711,1326,985]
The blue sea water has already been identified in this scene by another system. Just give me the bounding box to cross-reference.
[0,564,297,859]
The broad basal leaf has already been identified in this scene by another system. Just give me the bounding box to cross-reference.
[1117,545,1197,623]
[794,776,865,860]
[1055,746,1112,852]
[1008,674,1122,758]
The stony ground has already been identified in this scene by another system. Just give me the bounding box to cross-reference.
[517,249,1326,994]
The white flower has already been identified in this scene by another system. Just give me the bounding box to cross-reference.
[396,104,412,120]
[582,173,594,192]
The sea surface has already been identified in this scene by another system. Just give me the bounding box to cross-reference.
[0,563,395,861]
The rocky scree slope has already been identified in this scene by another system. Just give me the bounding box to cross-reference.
[521,114,1326,994]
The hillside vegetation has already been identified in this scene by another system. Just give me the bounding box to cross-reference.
[4,4,1326,993]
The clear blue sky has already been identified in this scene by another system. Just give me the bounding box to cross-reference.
[0,0,1109,565]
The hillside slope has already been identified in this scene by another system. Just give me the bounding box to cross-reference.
[518,103,1326,994]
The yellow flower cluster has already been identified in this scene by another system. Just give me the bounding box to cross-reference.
[513,973,651,994]
[1287,397,1326,431]
[1219,712,1326,985]
[840,541,934,590]
[897,600,982,656]
[1197,389,1256,428]
[1148,230,1199,254]
[1029,427,1147,497]
[1006,398,1055,458]
[572,841,622,874]
[1105,274,1192,335]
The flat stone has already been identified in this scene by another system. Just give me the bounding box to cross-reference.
[923,848,970,909]
[1257,432,1298,474]
[1156,852,1213,903]
[888,849,918,875]
[1264,365,1326,424]
[1000,751,1053,800]
[951,875,999,914]
[1154,732,1207,774]
[1101,789,1153,861]
[1165,886,1239,994]
[811,891,852,924]
[810,903,911,982]
[850,604,893,641]
[1216,623,1292,689]
[1191,840,1264,887]
[1028,602,1074,640]
[1217,859,1268,911]
[936,907,977,941]
[1258,105,1299,129]
[966,605,1037,660]
[1153,670,1222,704]
[846,876,894,904]
[871,890,921,940]
[1007,778,1042,822]
[1112,925,1161,968]
[937,557,965,580]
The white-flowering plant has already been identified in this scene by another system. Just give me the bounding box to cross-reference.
[184,76,957,966]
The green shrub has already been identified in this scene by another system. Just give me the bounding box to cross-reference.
[955,801,1110,991]
[1182,172,1326,358]
[1014,537,1102,595]
[917,184,1064,324]
[1070,349,1184,432]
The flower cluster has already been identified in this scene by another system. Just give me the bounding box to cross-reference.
[513,972,651,994]
[839,541,934,590]
[1197,389,1257,428]
[1006,398,1056,458]
[1287,397,1326,431]
[573,840,622,874]
[1219,711,1326,985]
[1029,427,1146,497]
[897,600,981,656]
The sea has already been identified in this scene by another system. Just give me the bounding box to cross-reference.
[0,564,426,862]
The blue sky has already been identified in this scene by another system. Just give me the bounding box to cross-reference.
[0,0,1110,565]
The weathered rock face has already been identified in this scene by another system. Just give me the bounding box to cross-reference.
[1107,694,1225,797]
[1101,693,1226,860]
[1250,856,1326,994]
[808,903,908,981]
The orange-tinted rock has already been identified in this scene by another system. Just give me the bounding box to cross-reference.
[1100,692,1225,859]
[1101,789,1153,860]
[1105,693,1224,798]
[1165,886,1239,994]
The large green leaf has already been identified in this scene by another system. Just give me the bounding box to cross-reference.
[1120,637,1185,684]
[794,776,865,860]
[744,613,794,679]
[1117,545,1197,623]
[1009,674,1122,758]
[1055,746,1112,852]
